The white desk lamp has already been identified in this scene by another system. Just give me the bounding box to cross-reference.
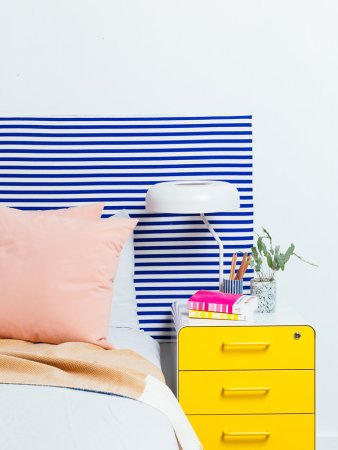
[145,180,240,292]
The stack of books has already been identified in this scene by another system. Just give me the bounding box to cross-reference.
[188,290,258,321]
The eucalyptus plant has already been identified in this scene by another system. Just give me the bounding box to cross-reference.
[250,228,317,282]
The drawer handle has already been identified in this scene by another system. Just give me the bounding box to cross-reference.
[222,387,270,394]
[222,341,271,349]
[223,431,270,439]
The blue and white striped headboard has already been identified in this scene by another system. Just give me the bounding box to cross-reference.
[0,115,253,341]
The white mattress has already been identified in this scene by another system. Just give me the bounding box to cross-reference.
[0,329,179,450]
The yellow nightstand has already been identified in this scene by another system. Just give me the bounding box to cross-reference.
[172,300,315,450]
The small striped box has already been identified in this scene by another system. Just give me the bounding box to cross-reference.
[223,279,243,294]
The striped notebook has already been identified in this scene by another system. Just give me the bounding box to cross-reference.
[188,309,250,321]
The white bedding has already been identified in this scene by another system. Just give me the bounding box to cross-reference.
[0,329,180,450]
[108,327,161,368]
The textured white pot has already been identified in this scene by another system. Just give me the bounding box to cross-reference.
[251,279,276,313]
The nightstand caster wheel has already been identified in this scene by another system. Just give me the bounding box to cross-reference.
[294,332,301,340]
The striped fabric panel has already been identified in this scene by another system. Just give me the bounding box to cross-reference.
[0,116,253,341]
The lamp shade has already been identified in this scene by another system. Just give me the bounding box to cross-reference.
[145,180,239,214]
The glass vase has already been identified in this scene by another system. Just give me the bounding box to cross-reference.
[250,279,276,313]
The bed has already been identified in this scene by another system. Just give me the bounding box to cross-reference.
[0,328,180,450]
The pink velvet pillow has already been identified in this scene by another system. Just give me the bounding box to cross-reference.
[16,202,104,219]
[0,206,137,349]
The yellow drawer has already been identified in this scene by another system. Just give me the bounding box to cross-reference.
[179,369,314,414]
[188,414,315,450]
[179,325,315,370]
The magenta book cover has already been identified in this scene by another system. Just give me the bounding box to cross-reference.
[188,290,257,314]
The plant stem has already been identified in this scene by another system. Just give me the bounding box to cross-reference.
[293,253,318,267]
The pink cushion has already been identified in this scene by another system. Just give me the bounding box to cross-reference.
[0,206,137,349]
[20,203,105,219]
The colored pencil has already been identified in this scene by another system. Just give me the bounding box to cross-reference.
[235,252,247,280]
[229,253,237,280]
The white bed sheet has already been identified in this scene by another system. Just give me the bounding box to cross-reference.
[108,327,161,368]
[0,329,179,450]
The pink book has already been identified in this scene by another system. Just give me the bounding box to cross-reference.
[188,290,258,315]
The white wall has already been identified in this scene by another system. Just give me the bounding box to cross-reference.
[1,0,337,441]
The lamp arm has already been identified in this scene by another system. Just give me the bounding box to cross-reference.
[200,213,224,292]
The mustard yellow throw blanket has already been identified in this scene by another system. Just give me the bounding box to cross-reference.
[0,339,201,450]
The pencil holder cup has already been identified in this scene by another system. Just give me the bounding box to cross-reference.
[223,279,243,295]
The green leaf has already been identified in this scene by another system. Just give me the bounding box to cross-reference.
[257,236,264,255]
[283,243,295,265]
[258,237,270,260]
[266,252,273,269]
[251,246,260,264]
[273,245,281,271]
[262,227,273,245]
[262,242,269,258]
[278,254,286,270]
